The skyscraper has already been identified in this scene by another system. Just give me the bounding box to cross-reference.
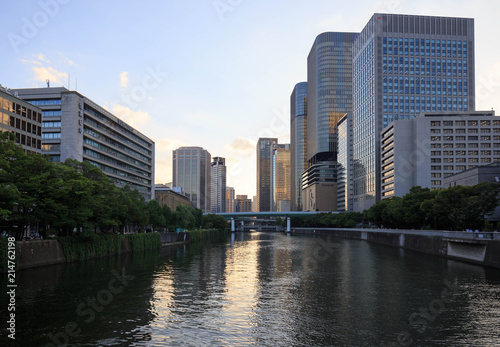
[226,186,235,213]
[173,146,211,212]
[337,113,353,211]
[304,32,358,211]
[210,157,226,213]
[351,14,475,211]
[290,82,307,211]
[272,143,291,211]
[256,137,277,212]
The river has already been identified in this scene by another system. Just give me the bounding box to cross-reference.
[1,232,500,346]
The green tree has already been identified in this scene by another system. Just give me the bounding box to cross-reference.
[203,214,228,230]
[147,199,166,231]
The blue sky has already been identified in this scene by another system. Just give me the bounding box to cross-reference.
[2,0,500,197]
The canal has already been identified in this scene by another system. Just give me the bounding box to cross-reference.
[2,232,500,346]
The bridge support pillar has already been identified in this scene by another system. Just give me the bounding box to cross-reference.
[231,218,235,232]
[287,217,291,232]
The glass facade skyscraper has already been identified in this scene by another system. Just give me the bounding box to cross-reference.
[173,146,211,212]
[210,157,226,214]
[256,138,277,212]
[307,32,359,163]
[352,14,475,212]
[272,143,291,211]
[290,82,307,211]
[304,32,358,211]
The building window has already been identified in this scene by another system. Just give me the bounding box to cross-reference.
[431,121,441,126]
[468,120,478,126]
[431,151,441,156]
[468,150,478,156]
[431,180,442,185]
[431,136,441,141]
[431,165,441,170]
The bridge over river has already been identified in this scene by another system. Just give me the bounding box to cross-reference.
[207,211,336,232]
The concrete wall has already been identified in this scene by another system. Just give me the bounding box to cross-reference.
[12,231,214,271]
[17,240,66,270]
[293,228,500,269]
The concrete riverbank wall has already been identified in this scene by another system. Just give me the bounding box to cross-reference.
[13,231,220,271]
[292,228,500,269]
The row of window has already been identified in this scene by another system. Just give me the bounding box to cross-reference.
[431,143,499,148]
[431,120,499,126]
[431,150,500,156]
[1,96,42,122]
[430,157,498,163]
[431,135,500,141]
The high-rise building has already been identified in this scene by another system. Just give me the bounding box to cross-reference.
[252,195,257,212]
[12,87,155,200]
[226,186,235,213]
[290,82,308,211]
[381,111,499,198]
[337,113,353,211]
[0,86,42,154]
[305,32,358,211]
[173,146,211,212]
[256,138,277,211]
[272,143,291,211]
[210,157,226,213]
[352,14,475,211]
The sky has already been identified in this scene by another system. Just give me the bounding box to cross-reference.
[1,0,500,198]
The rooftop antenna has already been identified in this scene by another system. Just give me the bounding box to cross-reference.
[46,79,50,88]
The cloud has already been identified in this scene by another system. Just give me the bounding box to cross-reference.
[22,54,67,86]
[35,54,50,63]
[226,137,255,152]
[108,103,151,128]
[120,71,129,88]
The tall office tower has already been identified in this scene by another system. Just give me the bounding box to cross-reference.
[272,143,291,211]
[13,87,155,200]
[173,146,211,212]
[0,87,42,154]
[352,14,475,212]
[290,82,308,211]
[256,138,277,212]
[304,32,358,211]
[210,157,226,213]
[337,113,353,211]
[226,186,235,213]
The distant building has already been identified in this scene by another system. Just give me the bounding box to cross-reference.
[155,187,192,211]
[173,146,211,212]
[235,195,252,212]
[12,87,155,200]
[272,143,291,211]
[290,82,308,211]
[302,162,338,212]
[252,195,257,212]
[211,157,226,213]
[381,111,500,199]
[256,138,277,211]
[226,187,235,213]
[277,199,291,212]
[0,86,42,154]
